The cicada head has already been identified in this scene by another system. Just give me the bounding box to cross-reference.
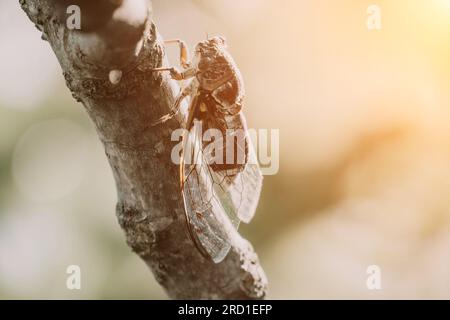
[196,36,227,53]
[192,36,228,72]
[194,36,226,58]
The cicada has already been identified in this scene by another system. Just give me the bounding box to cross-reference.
[152,36,262,263]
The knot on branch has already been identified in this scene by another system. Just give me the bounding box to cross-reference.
[116,202,156,258]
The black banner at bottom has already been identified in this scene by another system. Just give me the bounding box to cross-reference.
[0,300,437,319]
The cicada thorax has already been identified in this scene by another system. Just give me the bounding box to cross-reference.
[192,46,248,178]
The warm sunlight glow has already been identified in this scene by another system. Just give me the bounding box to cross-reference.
[438,0,450,10]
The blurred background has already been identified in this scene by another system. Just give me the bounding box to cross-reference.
[2,0,450,299]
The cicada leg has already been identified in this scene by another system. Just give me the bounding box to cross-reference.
[151,80,198,126]
[151,92,185,126]
[164,39,190,69]
[151,39,196,80]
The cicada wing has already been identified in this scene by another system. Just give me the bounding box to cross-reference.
[181,121,240,263]
[208,128,263,224]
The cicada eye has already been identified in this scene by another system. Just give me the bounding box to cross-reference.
[211,36,227,48]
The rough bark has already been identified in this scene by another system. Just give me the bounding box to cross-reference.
[20,0,267,299]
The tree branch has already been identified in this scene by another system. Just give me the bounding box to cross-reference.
[20,0,267,299]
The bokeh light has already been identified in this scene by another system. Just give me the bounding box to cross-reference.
[12,119,89,203]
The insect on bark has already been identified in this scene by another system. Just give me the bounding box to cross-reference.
[151,36,262,263]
